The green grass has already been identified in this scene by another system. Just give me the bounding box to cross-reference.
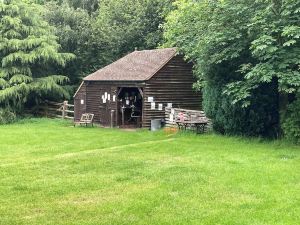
[0,118,299,225]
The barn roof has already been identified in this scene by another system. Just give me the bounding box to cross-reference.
[83,48,177,81]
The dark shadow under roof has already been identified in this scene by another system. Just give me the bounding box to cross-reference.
[83,48,177,81]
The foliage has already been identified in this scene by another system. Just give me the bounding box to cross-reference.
[223,0,300,107]
[44,0,93,82]
[92,0,174,66]
[163,0,279,137]
[282,93,300,142]
[64,0,98,14]
[43,0,173,82]
[0,0,74,110]
[203,82,278,137]
[0,108,16,124]
[35,0,99,14]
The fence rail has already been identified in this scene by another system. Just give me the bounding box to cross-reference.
[29,100,74,120]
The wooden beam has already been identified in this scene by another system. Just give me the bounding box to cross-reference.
[117,87,124,97]
[138,87,144,98]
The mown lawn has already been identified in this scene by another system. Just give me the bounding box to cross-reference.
[0,119,299,225]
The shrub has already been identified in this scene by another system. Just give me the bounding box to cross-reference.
[282,96,300,143]
[203,80,279,138]
[0,108,17,125]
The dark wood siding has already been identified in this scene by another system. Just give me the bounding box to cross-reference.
[85,82,117,126]
[143,55,201,128]
[74,83,86,121]
[80,81,144,126]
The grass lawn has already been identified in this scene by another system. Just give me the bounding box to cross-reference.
[0,119,299,225]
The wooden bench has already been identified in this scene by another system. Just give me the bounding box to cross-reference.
[74,113,94,127]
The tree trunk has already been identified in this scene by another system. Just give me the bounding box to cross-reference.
[273,77,283,138]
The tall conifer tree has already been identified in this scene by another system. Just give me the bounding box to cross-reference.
[0,0,74,109]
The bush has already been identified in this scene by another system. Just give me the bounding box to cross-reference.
[282,96,300,143]
[0,108,16,125]
[203,78,279,138]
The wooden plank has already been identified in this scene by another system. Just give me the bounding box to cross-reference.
[56,109,74,113]
[44,101,63,106]
[56,115,74,119]
[138,87,144,98]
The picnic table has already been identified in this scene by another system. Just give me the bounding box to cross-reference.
[176,120,208,134]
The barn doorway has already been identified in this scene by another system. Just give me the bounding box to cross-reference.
[117,87,143,128]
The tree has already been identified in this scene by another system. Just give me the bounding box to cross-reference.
[44,0,93,83]
[163,0,279,137]
[0,0,74,110]
[66,0,98,14]
[91,0,174,66]
[42,0,173,83]
[224,0,300,111]
[35,0,99,14]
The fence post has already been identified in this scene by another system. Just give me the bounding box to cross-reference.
[62,101,68,119]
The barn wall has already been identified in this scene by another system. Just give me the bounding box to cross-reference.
[77,81,144,126]
[84,82,118,126]
[74,82,87,121]
[143,55,202,128]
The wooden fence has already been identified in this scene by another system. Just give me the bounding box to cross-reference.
[30,100,74,120]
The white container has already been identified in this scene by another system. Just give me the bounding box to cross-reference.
[151,119,162,131]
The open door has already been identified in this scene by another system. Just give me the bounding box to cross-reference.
[117,87,143,128]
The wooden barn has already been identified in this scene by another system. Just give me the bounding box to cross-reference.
[74,48,202,128]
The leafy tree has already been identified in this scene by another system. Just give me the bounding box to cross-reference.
[222,0,300,137]
[224,0,300,112]
[44,0,93,82]
[92,0,174,66]
[43,0,173,83]
[36,0,99,14]
[282,93,300,142]
[0,0,74,110]
[66,0,98,14]
[164,0,280,137]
